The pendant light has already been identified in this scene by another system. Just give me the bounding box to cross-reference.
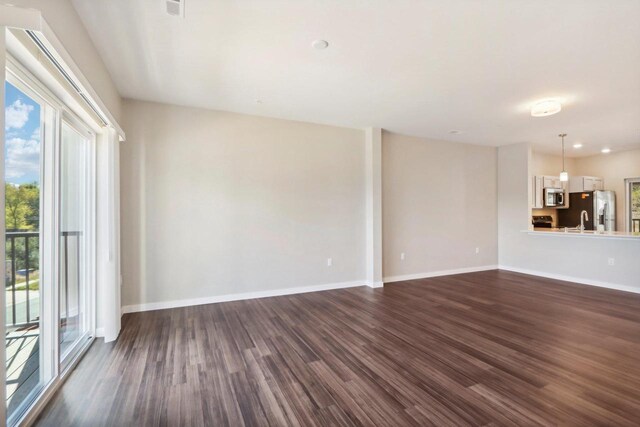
[559,133,569,182]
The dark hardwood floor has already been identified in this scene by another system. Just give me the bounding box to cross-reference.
[35,270,640,426]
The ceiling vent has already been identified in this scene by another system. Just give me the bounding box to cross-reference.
[165,0,184,17]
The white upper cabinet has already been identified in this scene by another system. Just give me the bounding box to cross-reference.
[532,176,544,208]
[541,175,563,189]
[569,176,604,193]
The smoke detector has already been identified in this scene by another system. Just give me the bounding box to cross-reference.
[312,40,329,50]
[165,0,184,17]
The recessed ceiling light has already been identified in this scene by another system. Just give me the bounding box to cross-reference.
[573,143,583,148]
[601,148,611,154]
[312,40,329,50]
[531,99,562,117]
[448,130,463,135]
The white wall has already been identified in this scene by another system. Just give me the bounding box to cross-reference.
[382,132,498,280]
[499,143,640,292]
[120,100,367,308]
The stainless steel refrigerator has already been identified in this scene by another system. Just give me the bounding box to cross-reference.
[557,191,616,231]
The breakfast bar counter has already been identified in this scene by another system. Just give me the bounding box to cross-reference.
[527,227,640,240]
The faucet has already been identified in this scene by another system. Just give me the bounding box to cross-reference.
[579,210,589,231]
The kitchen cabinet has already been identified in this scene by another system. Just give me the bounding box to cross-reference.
[542,176,562,189]
[532,175,568,209]
[532,176,544,208]
[569,176,604,193]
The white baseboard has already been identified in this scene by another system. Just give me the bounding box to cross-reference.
[367,281,384,288]
[121,280,366,314]
[498,265,640,295]
[95,327,105,338]
[384,265,498,283]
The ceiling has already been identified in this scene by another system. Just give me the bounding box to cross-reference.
[71,0,640,157]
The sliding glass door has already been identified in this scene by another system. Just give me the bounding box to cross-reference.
[627,178,640,232]
[59,119,93,366]
[3,80,49,418]
[4,62,96,425]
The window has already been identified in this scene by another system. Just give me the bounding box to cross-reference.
[627,178,640,232]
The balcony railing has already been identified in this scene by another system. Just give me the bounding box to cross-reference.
[5,231,39,328]
[6,231,81,328]
[5,230,80,414]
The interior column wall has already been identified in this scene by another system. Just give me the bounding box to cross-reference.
[381,131,499,281]
[365,127,383,287]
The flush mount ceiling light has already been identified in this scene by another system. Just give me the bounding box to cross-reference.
[531,99,562,117]
[448,130,463,135]
[311,40,329,50]
[573,143,583,149]
[601,148,611,154]
[559,133,569,182]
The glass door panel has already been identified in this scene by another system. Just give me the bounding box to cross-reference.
[4,81,44,417]
[630,180,640,232]
[59,121,89,364]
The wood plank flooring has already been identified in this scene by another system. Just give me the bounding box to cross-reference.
[35,270,640,426]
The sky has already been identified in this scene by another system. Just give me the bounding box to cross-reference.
[4,81,41,185]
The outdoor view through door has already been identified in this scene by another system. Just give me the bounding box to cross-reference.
[4,81,43,416]
[628,178,640,232]
[4,64,96,425]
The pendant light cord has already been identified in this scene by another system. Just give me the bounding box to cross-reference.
[562,136,565,171]
[559,133,567,171]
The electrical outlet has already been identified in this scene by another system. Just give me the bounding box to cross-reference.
[475,247,480,254]
[327,258,332,267]
[400,252,405,261]
[608,258,615,266]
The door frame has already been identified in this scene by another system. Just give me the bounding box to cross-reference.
[625,177,640,232]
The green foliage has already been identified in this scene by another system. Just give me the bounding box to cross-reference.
[5,183,40,288]
[5,183,39,231]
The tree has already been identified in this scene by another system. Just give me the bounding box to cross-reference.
[5,183,40,287]
[21,183,40,230]
[633,183,640,219]
[5,183,40,231]
[6,184,28,230]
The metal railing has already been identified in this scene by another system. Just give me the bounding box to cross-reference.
[5,231,39,327]
[5,231,81,328]
[60,231,81,327]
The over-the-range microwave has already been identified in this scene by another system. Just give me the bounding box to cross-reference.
[544,188,565,207]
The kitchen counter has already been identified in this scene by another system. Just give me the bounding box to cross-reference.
[526,227,640,240]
